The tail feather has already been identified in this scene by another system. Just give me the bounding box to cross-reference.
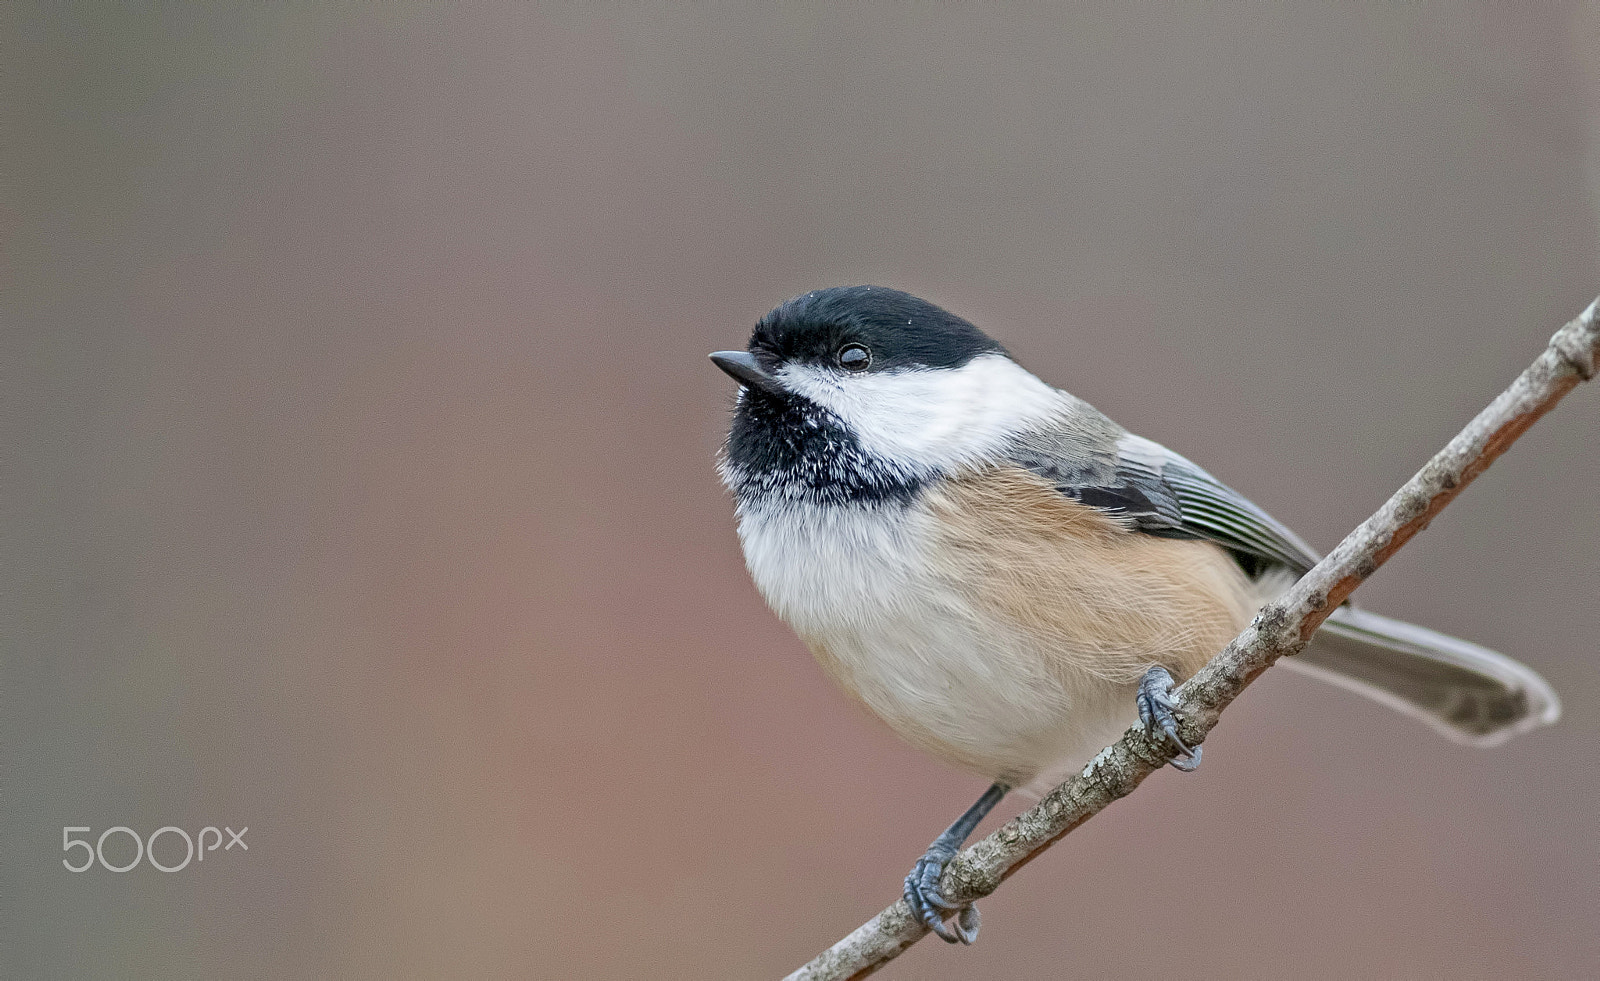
[1282,607,1560,746]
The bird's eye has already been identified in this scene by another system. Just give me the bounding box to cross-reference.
[838,343,871,371]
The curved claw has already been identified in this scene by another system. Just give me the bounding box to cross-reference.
[901,782,1007,946]
[1168,743,1203,772]
[1138,665,1204,772]
[954,904,981,944]
[904,853,980,944]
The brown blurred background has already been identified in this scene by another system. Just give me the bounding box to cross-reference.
[6,4,1599,979]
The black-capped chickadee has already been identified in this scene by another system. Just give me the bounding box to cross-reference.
[711,286,1559,944]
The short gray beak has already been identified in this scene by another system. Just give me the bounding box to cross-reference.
[709,350,786,395]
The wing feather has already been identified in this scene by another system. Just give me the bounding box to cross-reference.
[1005,422,1320,576]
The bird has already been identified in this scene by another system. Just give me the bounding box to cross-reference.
[709,285,1560,944]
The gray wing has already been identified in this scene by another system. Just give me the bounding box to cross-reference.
[1008,424,1321,576]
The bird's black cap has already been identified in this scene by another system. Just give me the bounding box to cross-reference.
[747,286,1004,373]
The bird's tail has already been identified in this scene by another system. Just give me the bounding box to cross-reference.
[1281,606,1560,746]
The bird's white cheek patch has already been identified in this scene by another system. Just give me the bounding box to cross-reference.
[777,354,1065,473]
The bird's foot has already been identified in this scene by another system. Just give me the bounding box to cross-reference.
[1137,665,1202,772]
[904,845,981,944]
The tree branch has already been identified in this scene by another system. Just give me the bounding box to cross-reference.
[788,296,1600,981]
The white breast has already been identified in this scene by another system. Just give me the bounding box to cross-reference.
[735,495,1134,786]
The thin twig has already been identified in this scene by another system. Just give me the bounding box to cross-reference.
[787,296,1600,981]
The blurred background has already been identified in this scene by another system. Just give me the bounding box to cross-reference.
[6,4,1599,978]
